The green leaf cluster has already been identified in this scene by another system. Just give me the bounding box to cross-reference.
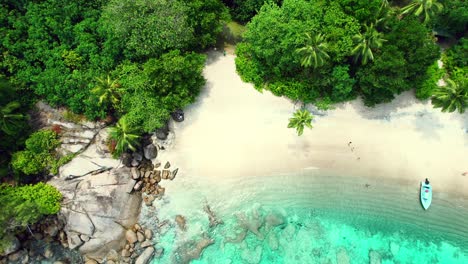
[11,130,60,177]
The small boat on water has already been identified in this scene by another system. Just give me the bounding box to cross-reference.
[420,179,432,210]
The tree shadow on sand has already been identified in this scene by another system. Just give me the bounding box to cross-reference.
[168,51,222,131]
[333,91,467,140]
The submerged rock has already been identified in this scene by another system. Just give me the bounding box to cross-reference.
[336,248,350,264]
[135,247,154,264]
[267,233,279,250]
[241,245,262,264]
[175,215,187,231]
[369,250,381,264]
[390,242,399,256]
[172,237,213,263]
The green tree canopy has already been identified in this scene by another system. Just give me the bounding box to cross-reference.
[235,0,439,106]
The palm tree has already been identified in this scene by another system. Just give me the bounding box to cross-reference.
[400,0,443,24]
[1,101,25,136]
[431,79,468,114]
[296,33,330,69]
[108,116,140,157]
[288,109,314,136]
[351,24,386,65]
[91,75,122,110]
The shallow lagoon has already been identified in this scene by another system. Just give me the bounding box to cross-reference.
[142,171,468,263]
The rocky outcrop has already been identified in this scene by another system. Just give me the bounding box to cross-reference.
[32,101,106,157]
[120,224,155,263]
[59,129,120,178]
[50,165,142,261]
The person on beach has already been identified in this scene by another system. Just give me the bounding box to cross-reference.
[425,178,430,184]
[348,141,352,146]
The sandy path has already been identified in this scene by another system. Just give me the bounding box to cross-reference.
[161,52,468,197]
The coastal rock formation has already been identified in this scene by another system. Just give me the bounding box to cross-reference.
[32,101,106,157]
[119,224,155,263]
[336,248,350,264]
[172,237,214,263]
[204,205,223,227]
[135,247,154,264]
[50,166,142,261]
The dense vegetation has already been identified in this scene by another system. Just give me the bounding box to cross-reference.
[0,0,228,173]
[0,0,228,251]
[235,0,447,107]
[0,182,61,252]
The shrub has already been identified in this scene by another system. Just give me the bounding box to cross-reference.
[416,62,445,100]
[25,130,60,154]
[11,151,45,175]
[11,130,61,177]
[0,183,62,250]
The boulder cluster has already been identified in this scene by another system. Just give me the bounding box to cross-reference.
[0,216,82,263]
[128,160,178,207]
[119,223,162,264]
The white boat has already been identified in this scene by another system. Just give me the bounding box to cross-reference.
[420,181,432,210]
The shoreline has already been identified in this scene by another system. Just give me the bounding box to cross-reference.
[160,51,468,198]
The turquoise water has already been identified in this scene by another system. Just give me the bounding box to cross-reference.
[143,172,468,263]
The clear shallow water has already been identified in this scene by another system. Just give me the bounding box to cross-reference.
[142,171,468,264]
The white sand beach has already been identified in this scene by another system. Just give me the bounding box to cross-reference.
[161,51,468,197]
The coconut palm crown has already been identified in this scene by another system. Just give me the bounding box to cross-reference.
[400,0,443,24]
[1,101,25,136]
[432,79,468,114]
[288,109,314,136]
[351,23,386,65]
[108,116,140,157]
[91,75,122,110]
[296,33,330,69]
